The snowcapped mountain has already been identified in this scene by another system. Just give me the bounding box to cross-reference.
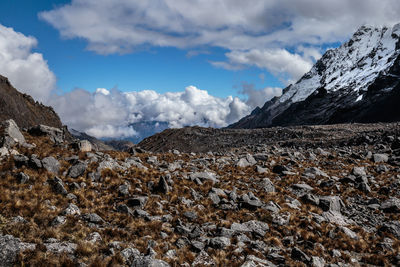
[230,23,400,128]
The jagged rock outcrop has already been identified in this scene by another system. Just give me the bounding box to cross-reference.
[230,23,400,129]
[0,75,63,129]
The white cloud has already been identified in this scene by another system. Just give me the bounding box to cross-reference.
[48,85,258,139]
[216,49,314,84]
[240,83,282,109]
[0,25,56,102]
[39,0,400,82]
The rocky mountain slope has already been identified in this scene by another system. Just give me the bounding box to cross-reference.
[230,23,400,129]
[138,123,400,153]
[0,75,63,129]
[1,119,400,266]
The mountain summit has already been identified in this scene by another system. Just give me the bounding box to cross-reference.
[230,23,400,128]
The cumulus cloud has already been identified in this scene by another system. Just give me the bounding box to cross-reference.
[213,49,314,84]
[240,83,282,109]
[0,24,56,102]
[39,0,400,82]
[48,86,258,139]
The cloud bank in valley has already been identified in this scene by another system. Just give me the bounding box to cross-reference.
[48,85,278,139]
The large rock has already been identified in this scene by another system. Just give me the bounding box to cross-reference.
[44,240,77,255]
[231,220,269,237]
[261,178,275,193]
[67,161,87,178]
[131,256,170,267]
[42,156,60,174]
[28,124,64,144]
[190,171,219,184]
[0,119,25,148]
[48,177,68,195]
[0,235,36,267]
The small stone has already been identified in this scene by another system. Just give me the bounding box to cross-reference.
[192,251,216,266]
[16,172,29,184]
[118,184,130,196]
[116,204,132,214]
[86,232,102,243]
[304,167,329,178]
[127,196,148,209]
[51,216,66,226]
[183,211,197,221]
[13,154,29,168]
[209,236,231,249]
[153,176,170,194]
[272,165,289,174]
[62,203,81,216]
[373,153,389,163]
[291,247,310,263]
[352,167,367,177]
[82,213,104,224]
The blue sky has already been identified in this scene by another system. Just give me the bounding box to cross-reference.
[0,0,278,97]
[0,0,398,139]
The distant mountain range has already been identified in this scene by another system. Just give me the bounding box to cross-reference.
[229,23,400,128]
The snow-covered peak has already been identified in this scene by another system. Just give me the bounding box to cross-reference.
[279,23,400,104]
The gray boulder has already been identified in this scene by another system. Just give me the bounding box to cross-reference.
[373,153,389,163]
[28,124,64,144]
[0,235,36,266]
[62,203,81,216]
[236,154,257,168]
[352,167,367,177]
[209,236,231,249]
[44,240,77,254]
[261,178,275,193]
[82,213,105,224]
[190,171,219,184]
[303,167,329,178]
[67,161,87,178]
[0,119,25,148]
[42,156,60,174]
[48,177,68,195]
[131,256,170,267]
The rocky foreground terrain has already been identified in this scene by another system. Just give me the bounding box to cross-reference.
[0,119,400,266]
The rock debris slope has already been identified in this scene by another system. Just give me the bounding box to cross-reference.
[230,23,400,129]
[0,120,400,266]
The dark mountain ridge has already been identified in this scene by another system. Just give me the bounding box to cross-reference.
[0,75,63,129]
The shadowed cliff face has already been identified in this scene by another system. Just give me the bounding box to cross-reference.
[0,75,63,129]
[229,24,400,129]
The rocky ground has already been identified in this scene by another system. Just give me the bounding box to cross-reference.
[0,119,400,266]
